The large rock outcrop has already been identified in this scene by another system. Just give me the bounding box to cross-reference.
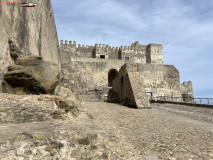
[0,0,60,91]
[2,56,61,95]
[0,93,109,159]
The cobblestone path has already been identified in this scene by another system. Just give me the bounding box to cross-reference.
[84,102,213,160]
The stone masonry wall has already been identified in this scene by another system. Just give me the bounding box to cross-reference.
[61,57,125,93]
[147,44,163,64]
[137,64,181,98]
[59,40,192,101]
[121,42,147,63]
[180,81,193,97]
[95,44,109,59]
[112,64,150,109]
[60,40,163,64]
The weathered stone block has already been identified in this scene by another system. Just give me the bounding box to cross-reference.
[2,56,61,95]
[112,64,151,109]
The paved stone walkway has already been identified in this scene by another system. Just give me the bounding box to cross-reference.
[145,103,213,132]
[84,102,213,160]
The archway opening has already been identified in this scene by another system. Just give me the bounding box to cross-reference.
[108,69,118,87]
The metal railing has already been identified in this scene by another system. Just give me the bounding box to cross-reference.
[151,96,213,105]
[194,98,213,105]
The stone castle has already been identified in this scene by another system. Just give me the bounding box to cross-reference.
[60,40,193,108]
[1,0,204,159]
[0,0,193,109]
[60,40,163,64]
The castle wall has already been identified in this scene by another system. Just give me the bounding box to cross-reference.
[76,46,94,58]
[60,40,164,65]
[108,48,119,59]
[60,41,76,64]
[120,43,148,63]
[95,44,109,59]
[112,64,150,108]
[134,45,147,63]
[93,44,120,60]
[61,57,125,93]
[180,81,193,97]
[60,40,94,60]
[59,40,191,101]
[60,54,181,100]
[147,44,163,64]
[136,64,181,98]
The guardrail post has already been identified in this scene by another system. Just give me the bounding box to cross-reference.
[152,97,212,105]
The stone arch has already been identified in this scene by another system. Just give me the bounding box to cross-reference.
[108,69,118,87]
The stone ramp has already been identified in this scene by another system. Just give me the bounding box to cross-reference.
[128,72,151,108]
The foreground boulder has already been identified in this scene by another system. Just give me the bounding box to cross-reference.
[2,56,61,95]
[0,93,109,159]
[55,85,83,117]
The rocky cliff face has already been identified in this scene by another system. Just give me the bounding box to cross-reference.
[2,56,61,95]
[0,0,60,91]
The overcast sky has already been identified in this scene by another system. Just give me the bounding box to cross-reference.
[52,0,213,98]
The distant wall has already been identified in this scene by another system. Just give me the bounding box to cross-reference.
[61,57,125,93]
[147,44,163,64]
[60,40,164,64]
[121,42,147,63]
[60,55,182,98]
[136,64,181,97]
[112,64,150,109]
[60,40,189,100]
[95,45,120,60]
[180,81,193,97]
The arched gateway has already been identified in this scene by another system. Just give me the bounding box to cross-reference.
[108,69,118,87]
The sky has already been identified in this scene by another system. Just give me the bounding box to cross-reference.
[52,0,213,98]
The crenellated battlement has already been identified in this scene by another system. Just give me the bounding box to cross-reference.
[120,45,132,51]
[94,43,120,51]
[60,40,163,64]
[181,81,192,86]
[77,44,93,49]
[60,40,76,47]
